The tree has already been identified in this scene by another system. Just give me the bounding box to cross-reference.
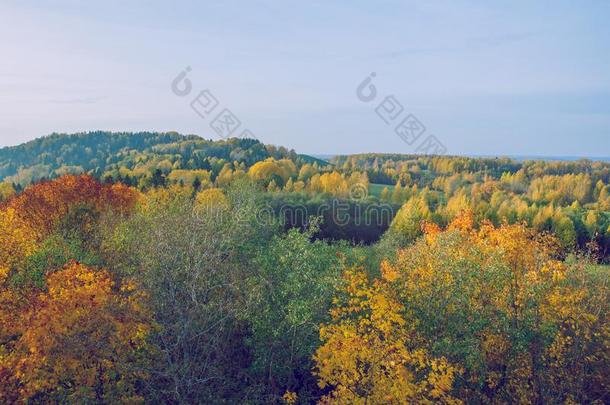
[0,207,38,275]
[0,262,153,403]
[380,186,390,201]
[298,164,317,181]
[102,181,276,403]
[4,174,139,239]
[248,158,296,186]
[151,169,166,188]
[284,177,295,192]
[313,267,460,404]
[386,195,431,245]
[552,211,577,247]
[353,212,609,403]
[391,180,404,204]
[195,187,229,211]
[248,225,350,402]
[0,182,15,202]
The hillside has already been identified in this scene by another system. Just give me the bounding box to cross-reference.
[1,132,609,254]
[0,131,315,185]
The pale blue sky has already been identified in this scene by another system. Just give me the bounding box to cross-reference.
[1,0,609,156]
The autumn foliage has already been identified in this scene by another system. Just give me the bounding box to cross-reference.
[313,268,461,404]
[0,175,149,403]
[0,171,608,403]
[314,212,609,403]
[0,262,152,403]
[2,174,139,239]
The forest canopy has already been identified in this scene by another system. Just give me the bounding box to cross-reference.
[0,133,608,403]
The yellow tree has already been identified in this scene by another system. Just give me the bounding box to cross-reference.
[385,212,608,402]
[167,169,212,188]
[313,268,461,404]
[316,212,608,403]
[0,182,15,203]
[195,187,229,209]
[0,208,40,390]
[391,181,404,204]
[0,207,38,279]
[380,187,390,202]
[319,172,347,196]
[248,158,296,186]
[298,164,318,182]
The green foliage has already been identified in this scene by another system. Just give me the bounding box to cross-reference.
[247,222,355,401]
[0,131,301,186]
[14,235,100,289]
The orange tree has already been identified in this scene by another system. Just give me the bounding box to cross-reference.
[0,175,152,402]
[314,212,609,403]
[0,261,153,403]
[2,174,138,239]
[1,175,140,287]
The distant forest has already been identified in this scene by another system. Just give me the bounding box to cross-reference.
[1,131,608,255]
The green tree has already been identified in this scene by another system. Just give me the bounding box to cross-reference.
[248,223,352,402]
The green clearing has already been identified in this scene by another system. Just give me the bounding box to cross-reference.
[368,183,395,198]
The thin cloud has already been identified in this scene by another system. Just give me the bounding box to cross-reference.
[467,31,539,47]
[47,96,106,104]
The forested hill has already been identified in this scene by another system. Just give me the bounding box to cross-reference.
[0,131,324,185]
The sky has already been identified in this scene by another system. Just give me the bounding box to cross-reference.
[1,0,609,157]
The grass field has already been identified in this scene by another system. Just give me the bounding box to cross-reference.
[368,183,395,198]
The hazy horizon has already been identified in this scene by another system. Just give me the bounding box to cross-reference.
[2,0,609,156]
